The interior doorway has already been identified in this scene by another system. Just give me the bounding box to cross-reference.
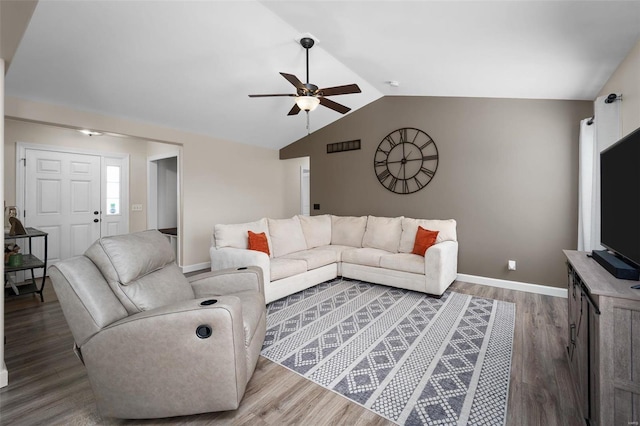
[300,166,310,216]
[147,153,180,265]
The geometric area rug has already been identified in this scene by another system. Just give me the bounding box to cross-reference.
[261,278,515,426]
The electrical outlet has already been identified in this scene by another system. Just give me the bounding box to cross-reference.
[508,260,516,271]
[131,204,143,212]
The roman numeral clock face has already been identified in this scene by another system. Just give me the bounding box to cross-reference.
[374,128,439,194]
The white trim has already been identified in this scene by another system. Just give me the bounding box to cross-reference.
[1,60,5,388]
[147,151,180,162]
[456,273,568,298]
[181,261,210,274]
[300,166,310,216]
[147,161,158,229]
[0,363,7,388]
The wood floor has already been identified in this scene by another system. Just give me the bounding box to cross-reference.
[0,280,585,425]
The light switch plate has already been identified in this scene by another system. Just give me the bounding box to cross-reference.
[132,204,143,211]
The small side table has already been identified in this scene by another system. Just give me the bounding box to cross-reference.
[4,227,48,302]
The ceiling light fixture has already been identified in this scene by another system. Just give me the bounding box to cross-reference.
[295,95,320,112]
[79,129,103,137]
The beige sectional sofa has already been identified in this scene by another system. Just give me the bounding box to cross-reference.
[210,215,458,304]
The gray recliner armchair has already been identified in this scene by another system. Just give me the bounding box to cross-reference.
[49,230,266,419]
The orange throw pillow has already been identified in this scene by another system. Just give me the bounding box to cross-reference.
[412,226,439,256]
[248,231,270,255]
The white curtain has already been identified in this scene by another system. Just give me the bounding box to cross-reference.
[578,94,621,251]
[578,118,596,251]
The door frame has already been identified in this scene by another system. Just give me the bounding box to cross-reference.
[300,165,310,216]
[16,142,130,237]
[147,151,181,266]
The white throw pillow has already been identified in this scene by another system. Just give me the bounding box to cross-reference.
[398,218,457,253]
[298,214,332,249]
[268,216,308,257]
[331,215,367,247]
[214,218,272,256]
[362,215,403,253]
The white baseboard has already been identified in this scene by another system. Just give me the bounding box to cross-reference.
[456,273,567,298]
[0,362,8,388]
[181,261,211,274]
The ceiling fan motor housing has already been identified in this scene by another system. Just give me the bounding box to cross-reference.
[301,83,319,95]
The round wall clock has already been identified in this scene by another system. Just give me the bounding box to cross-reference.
[373,127,439,194]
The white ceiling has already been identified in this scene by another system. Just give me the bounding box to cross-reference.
[5,1,640,150]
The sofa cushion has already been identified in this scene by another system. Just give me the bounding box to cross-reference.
[362,215,403,253]
[215,218,273,257]
[341,247,390,268]
[298,214,332,249]
[268,216,308,258]
[399,218,457,253]
[412,227,439,256]
[380,253,425,274]
[281,248,337,270]
[331,215,367,247]
[313,244,354,262]
[248,231,270,255]
[270,258,308,281]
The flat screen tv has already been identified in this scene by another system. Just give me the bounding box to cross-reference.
[600,125,640,269]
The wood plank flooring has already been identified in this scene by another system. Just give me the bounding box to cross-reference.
[1,280,585,425]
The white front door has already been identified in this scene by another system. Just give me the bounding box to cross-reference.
[24,149,102,267]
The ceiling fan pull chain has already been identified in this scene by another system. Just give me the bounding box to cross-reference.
[306,111,311,134]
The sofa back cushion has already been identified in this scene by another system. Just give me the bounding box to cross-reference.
[298,214,332,249]
[362,215,403,253]
[214,218,273,258]
[398,218,457,253]
[331,215,367,247]
[85,230,195,314]
[268,216,308,257]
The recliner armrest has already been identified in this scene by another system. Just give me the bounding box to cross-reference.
[81,296,248,419]
[189,266,265,299]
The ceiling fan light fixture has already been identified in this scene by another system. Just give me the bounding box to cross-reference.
[295,95,320,112]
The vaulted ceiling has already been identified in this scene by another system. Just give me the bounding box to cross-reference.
[5,1,640,150]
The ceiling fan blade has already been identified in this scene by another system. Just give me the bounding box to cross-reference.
[319,84,361,96]
[280,72,306,91]
[319,97,351,114]
[287,104,301,116]
[248,94,295,97]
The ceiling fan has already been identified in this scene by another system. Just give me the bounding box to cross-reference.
[249,37,361,116]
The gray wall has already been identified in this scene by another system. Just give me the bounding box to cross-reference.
[281,96,593,288]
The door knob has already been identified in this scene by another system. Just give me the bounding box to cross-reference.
[93,219,99,223]
[94,211,99,215]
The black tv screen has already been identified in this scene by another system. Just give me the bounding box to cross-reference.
[600,126,640,268]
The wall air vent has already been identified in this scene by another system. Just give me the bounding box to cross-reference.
[327,139,361,154]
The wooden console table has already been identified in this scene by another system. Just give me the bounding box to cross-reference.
[564,250,640,426]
